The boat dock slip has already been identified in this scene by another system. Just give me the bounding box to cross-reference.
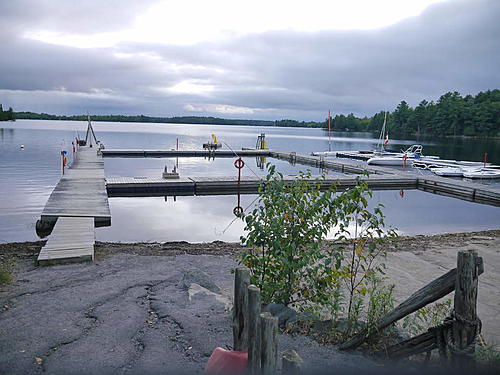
[37,146,110,265]
[101,149,272,157]
[37,217,95,265]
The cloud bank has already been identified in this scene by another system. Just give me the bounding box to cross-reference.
[0,0,498,120]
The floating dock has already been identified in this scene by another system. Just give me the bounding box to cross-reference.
[36,146,500,266]
[103,149,500,207]
[37,146,110,265]
[106,174,418,197]
[102,149,272,158]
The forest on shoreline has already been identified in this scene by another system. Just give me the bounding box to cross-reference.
[0,104,14,121]
[5,89,499,137]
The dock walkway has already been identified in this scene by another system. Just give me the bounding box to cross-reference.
[37,146,110,265]
[41,147,110,225]
[37,217,95,265]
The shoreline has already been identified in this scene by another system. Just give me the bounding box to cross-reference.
[2,229,500,260]
[1,229,499,372]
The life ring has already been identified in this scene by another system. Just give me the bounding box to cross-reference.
[233,206,244,216]
[234,158,245,169]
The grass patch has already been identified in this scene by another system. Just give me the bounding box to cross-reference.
[0,257,15,285]
[476,337,500,370]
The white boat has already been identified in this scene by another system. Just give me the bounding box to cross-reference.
[367,156,406,165]
[463,169,500,179]
[431,166,481,177]
[311,151,337,157]
[367,145,439,166]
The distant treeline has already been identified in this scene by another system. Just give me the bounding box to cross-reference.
[9,89,500,136]
[0,104,15,121]
[13,112,322,128]
[326,90,500,137]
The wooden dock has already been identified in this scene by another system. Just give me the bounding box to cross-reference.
[102,149,272,158]
[37,146,110,265]
[40,147,110,226]
[37,217,95,265]
[106,174,419,197]
[103,149,500,206]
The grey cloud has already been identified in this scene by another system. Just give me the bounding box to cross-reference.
[0,0,499,120]
[0,0,160,33]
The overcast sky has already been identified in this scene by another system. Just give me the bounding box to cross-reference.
[0,0,498,121]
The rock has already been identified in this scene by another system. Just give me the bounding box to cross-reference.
[333,318,367,334]
[262,303,299,328]
[180,270,221,293]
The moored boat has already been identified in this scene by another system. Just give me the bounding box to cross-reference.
[430,166,482,177]
[367,145,439,166]
[463,169,500,179]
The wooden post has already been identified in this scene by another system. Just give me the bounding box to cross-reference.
[452,250,481,366]
[248,285,262,375]
[282,349,303,375]
[233,267,250,351]
[260,312,278,375]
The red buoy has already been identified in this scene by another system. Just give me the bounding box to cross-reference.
[205,347,248,375]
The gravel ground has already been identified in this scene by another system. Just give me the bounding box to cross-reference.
[0,253,379,374]
[1,230,499,374]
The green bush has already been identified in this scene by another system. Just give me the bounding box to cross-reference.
[239,165,397,326]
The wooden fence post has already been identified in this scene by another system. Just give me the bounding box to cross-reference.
[282,349,303,375]
[452,250,481,366]
[233,267,250,351]
[248,285,262,375]
[260,312,278,375]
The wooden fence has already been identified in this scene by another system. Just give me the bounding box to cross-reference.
[232,268,303,375]
[233,250,483,372]
[339,249,483,368]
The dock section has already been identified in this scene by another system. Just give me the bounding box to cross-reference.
[101,148,500,206]
[37,146,110,265]
[40,147,110,226]
[102,149,272,158]
[106,174,418,197]
[37,217,95,265]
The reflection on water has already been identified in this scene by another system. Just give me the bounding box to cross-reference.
[104,156,337,179]
[1,120,500,243]
[97,190,500,243]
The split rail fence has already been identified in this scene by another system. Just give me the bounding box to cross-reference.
[339,249,484,368]
[233,249,483,373]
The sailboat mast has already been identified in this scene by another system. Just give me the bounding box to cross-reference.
[87,114,93,147]
[328,109,332,152]
[378,111,387,151]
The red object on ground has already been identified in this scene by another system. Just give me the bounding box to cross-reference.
[205,347,248,375]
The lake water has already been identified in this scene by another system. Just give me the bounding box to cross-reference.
[1,119,499,243]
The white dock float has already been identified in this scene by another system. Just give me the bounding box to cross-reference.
[37,217,95,265]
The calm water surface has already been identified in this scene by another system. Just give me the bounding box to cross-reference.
[1,120,499,243]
